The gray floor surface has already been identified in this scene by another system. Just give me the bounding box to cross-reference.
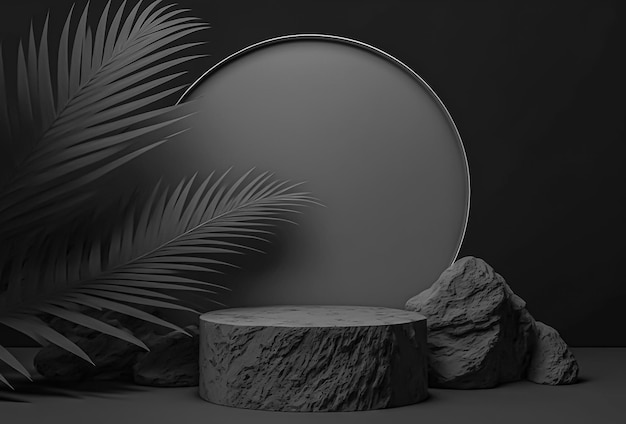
[1,348,625,424]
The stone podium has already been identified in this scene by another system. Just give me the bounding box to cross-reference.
[199,305,428,411]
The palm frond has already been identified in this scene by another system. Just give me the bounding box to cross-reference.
[0,0,208,240]
[0,170,318,388]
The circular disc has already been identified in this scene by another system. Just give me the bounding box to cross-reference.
[178,34,470,308]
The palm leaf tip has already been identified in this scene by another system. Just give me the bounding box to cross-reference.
[0,344,32,381]
[0,372,15,390]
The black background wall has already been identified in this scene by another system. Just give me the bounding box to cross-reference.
[0,0,624,347]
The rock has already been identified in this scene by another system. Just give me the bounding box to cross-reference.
[133,325,200,387]
[527,321,579,385]
[34,311,158,382]
[35,320,142,382]
[34,308,203,385]
[405,256,536,389]
[199,305,429,412]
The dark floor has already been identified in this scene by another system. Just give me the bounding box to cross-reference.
[2,348,625,424]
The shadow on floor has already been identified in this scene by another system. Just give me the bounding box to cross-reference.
[0,378,149,403]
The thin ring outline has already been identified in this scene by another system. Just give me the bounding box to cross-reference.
[177,33,471,267]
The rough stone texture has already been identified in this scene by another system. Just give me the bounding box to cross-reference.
[527,321,579,385]
[133,325,199,387]
[199,305,428,412]
[33,309,202,386]
[34,311,155,382]
[405,256,536,389]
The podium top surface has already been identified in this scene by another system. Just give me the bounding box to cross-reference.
[199,305,426,328]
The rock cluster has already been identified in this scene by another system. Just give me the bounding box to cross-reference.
[34,311,199,387]
[34,256,578,392]
[406,256,579,388]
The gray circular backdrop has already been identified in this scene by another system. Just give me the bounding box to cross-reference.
[177,35,470,308]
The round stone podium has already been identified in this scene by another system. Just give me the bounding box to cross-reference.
[199,305,428,412]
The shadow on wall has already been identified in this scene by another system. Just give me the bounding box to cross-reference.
[162,218,302,327]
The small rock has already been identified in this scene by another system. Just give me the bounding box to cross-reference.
[405,256,536,389]
[527,322,579,385]
[133,325,199,387]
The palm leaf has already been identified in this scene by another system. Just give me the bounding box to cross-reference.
[0,344,32,381]
[0,0,208,240]
[0,170,318,388]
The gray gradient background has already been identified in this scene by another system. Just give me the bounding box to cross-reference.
[0,0,624,347]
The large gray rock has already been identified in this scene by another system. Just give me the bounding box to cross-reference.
[133,325,199,387]
[34,312,153,382]
[199,305,429,412]
[405,256,536,389]
[527,321,579,385]
[34,311,161,382]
